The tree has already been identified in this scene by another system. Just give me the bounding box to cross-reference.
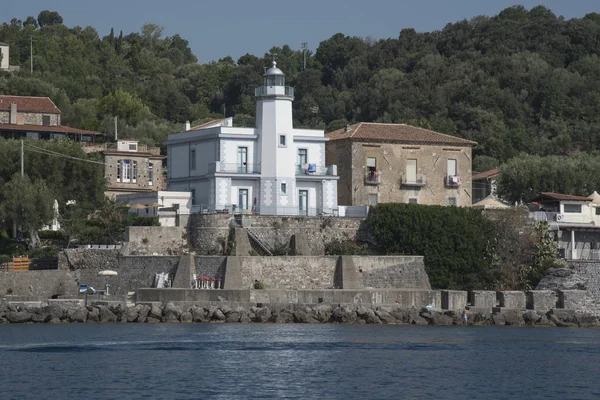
[0,174,54,249]
[99,89,146,126]
[37,10,63,27]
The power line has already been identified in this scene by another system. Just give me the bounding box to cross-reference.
[24,143,107,166]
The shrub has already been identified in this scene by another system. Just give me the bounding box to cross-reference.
[324,239,368,255]
[253,280,265,289]
[367,203,499,290]
[38,230,67,241]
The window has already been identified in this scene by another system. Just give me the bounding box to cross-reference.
[129,143,137,151]
[148,163,154,186]
[281,183,287,194]
[448,197,457,206]
[298,149,308,166]
[190,149,196,170]
[123,160,131,182]
[42,115,50,126]
[146,205,149,214]
[238,147,248,173]
[279,134,286,147]
[116,160,121,182]
[406,159,417,182]
[366,157,378,182]
[447,159,457,176]
[191,189,196,205]
[132,161,137,183]
[409,198,418,204]
[368,193,379,205]
[564,204,582,213]
[596,208,600,216]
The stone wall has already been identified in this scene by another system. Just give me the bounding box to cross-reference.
[0,270,79,298]
[196,257,227,279]
[536,260,600,314]
[237,255,429,290]
[124,226,187,256]
[59,249,180,295]
[189,214,371,255]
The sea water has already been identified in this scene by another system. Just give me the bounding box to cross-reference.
[0,323,599,399]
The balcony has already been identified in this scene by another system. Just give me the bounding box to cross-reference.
[445,175,462,187]
[214,163,260,174]
[401,174,427,187]
[296,164,337,176]
[365,171,381,185]
[254,86,294,97]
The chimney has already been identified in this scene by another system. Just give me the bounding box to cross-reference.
[10,103,17,124]
[185,121,191,131]
[344,123,349,133]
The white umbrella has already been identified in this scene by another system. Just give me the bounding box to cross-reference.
[98,270,118,295]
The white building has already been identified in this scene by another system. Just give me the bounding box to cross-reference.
[165,61,339,216]
[0,42,9,71]
[116,191,192,227]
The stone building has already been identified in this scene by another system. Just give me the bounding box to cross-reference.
[0,42,9,71]
[0,95,100,141]
[325,123,476,207]
[165,61,339,216]
[102,139,166,198]
[472,168,499,204]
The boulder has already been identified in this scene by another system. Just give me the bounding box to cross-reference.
[375,309,397,324]
[502,310,524,326]
[408,314,428,325]
[7,311,33,323]
[390,308,410,323]
[162,303,182,323]
[422,312,453,326]
[87,307,100,323]
[253,307,271,323]
[313,304,333,322]
[211,308,226,322]
[573,313,599,327]
[472,312,492,325]
[239,313,252,323]
[149,304,163,320]
[220,305,232,315]
[547,313,572,327]
[124,306,140,323]
[293,310,319,323]
[273,310,294,323]
[40,304,65,322]
[98,306,117,323]
[180,311,193,323]
[523,310,542,325]
[491,313,506,326]
[31,314,47,323]
[330,306,357,323]
[69,307,88,323]
[190,305,208,322]
[137,305,151,323]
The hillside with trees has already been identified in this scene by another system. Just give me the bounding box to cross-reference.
[2,6,600,174]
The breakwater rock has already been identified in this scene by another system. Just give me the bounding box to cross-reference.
[1,301,599,327]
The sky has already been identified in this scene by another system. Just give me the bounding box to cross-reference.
[3,0,600,63]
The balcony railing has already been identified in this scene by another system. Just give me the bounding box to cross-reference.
[401,174,427,187]
[445,175,462,187]
[254,86,294,97]
[296,164,337,176]
[365,171,381,185]
[216,163,260,174]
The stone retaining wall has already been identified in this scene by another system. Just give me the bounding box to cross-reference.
[189,214,370,255]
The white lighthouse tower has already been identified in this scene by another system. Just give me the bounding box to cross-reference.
[255,61,297,214]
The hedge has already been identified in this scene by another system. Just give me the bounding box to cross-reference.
[367,203,499,290]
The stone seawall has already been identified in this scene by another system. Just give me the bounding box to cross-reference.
[1,300,597,327]
[189,214,370,255]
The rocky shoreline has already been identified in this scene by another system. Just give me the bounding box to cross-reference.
[1,302,599,327]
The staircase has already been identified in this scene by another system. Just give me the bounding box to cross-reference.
[246,229,272,256]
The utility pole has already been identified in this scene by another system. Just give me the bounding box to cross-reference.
[301,42,308,71]
[30,36,33,74]
[20,139,24,177]
[114,116,118,141]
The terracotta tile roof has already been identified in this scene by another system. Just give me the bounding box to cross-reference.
[472,168,499,180]
[531,192,592,202]
[190,118,225,130]
[0,123,101,135]
[0,96,61,114]
[326,122,477,146]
